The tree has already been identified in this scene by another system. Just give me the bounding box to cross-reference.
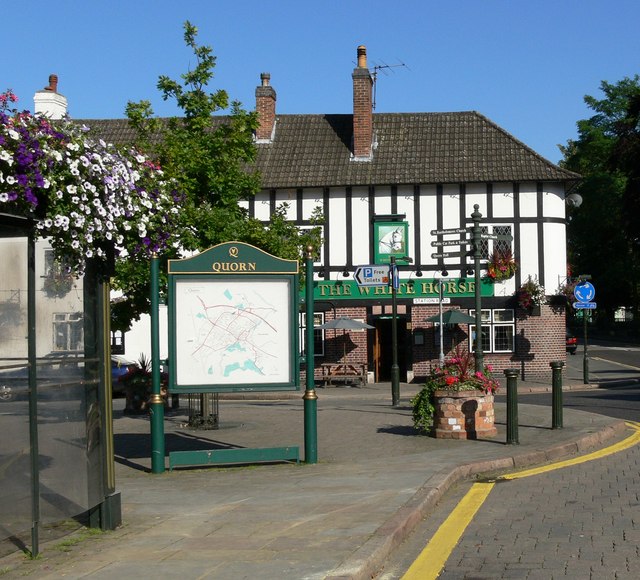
[560,76,640,319]
[112,22,322,329]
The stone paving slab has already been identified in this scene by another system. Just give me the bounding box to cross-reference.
[0,382,627,579]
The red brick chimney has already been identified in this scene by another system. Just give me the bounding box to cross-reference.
[255,72,276,141]
[34,73,67,119]
[352,45,373,159]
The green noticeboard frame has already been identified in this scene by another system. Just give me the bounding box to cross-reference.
[167,242,300,394]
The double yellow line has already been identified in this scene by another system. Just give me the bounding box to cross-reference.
[402,421,640,580]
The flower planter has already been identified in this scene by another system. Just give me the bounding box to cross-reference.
[433,389,497,440]
[529,305,541,316]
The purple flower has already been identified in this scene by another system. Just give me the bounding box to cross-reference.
[24,188,38,206]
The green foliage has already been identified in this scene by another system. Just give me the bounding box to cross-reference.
[114,21,323,328]
[561,76,640,317]
[411,381,437,435]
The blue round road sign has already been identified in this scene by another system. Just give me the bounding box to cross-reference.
[574,281,595,302]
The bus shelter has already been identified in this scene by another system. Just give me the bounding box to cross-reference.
[0,212,120,557]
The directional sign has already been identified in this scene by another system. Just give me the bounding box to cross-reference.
[479,233,513,241]
[431,251,470,259]
[574,281,595,302]
[573,301,597,309]
[354,265,389,286]
[413,297,451,305]
[430,227,470,236]
[391,264,400,290]
[431,239,472,247]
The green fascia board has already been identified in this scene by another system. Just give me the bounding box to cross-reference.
[168,241,299,275]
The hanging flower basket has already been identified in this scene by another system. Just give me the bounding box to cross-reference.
[43,271,74,298]
[486,248,517,282]
[516,276,546,311]
[1,90,184,275]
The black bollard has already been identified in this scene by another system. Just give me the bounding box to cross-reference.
[550,361,565,429]
[504,369,520,445]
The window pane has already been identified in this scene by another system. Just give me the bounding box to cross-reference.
[470,325,491,352]
[494,309,514,323]
[300,312,324,356]
[480,226,489,258]
[470,309,492,323]
[494,226,512,255]
[494,325,514,352]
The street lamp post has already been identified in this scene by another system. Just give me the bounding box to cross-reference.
[390,256,400,406]
[390,255,412,406]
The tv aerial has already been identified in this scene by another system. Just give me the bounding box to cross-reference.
[371,59,409,110]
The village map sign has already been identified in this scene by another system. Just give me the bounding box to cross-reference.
[167,242,300,393]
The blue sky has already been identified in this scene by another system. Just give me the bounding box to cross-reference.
[3,0,639,163]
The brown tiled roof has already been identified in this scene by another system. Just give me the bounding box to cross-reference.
[80,112,579,189]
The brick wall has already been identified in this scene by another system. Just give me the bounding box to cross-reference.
[410,303,566,383]
[255,73,276,141]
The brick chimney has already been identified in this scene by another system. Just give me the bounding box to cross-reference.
[34,74,68,119]
[255,72,276,141]
[352,45,373,159]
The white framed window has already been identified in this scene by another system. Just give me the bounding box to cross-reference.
[299,312,325,357]
[53,312,83,352]
[470,309,514,353]
[111,330,125,355]
[479,225,513,259]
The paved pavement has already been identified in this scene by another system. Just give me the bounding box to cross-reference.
[0,363,633,579]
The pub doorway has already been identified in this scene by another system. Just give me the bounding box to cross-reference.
[373,316,410,382]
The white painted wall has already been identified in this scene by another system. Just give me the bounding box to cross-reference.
[352,187,371,265]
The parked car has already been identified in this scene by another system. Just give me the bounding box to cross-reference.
[0,354,138,401]
[566,331,578,355]
[111,355,139,397]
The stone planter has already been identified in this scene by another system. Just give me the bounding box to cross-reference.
[433,389,497,440]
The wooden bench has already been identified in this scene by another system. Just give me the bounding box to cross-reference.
[320,363,367,387]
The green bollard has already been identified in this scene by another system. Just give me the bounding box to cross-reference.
[150,255,165,474]
[504,369,519,445]
[550,361,565,429]
[303,246,318,464]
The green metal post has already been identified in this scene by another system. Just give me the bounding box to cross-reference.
[472,205,484,371]
[303,246,318,464]
[504,368,519,445]
[390,257,400,406]
[27,233,40,556]
[583,310,589,384]
[150,254,165,473]
[551,361,564,429]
